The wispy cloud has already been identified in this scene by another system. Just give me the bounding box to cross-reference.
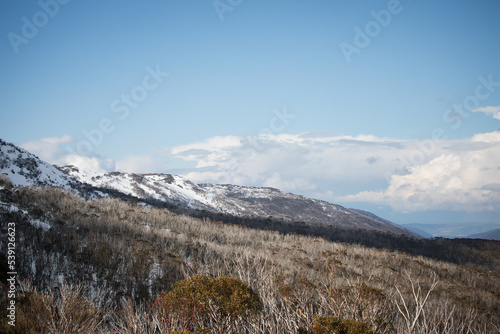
[472,105,500,120]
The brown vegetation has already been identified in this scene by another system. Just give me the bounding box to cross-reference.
[154,275,262,333]
[0,182,499,333]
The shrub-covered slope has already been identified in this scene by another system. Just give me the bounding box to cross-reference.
[0,177,499,333]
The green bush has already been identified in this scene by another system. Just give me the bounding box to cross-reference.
[155,275,262,333]
[312,315,373,334]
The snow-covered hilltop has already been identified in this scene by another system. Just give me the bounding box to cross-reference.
[1,138,416,236]
[57,167,415,236]
[57,165,216,211]
[0,138,76,188]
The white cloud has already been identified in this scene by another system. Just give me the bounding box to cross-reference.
[169,130,500,213]
[172,136,242,169]
[170,133,447,197]
[116,155,158,173]
[64,154,115,174]
[471,130,500,143]
[21,135,73,162]
[172,136,242,156]
[262,172,317,193]
[20,136,115,173]
[20,127,500,214]
[472,105,500,120]
[340,131,500,212]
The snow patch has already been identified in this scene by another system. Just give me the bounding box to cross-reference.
[30,219,51,231]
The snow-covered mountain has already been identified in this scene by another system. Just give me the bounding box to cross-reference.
[1,139,415,236]
[199,183,412,233]
[0,138,77,188]
[0,139,105,199]
[57,166,415,236]
[57,165,217,210]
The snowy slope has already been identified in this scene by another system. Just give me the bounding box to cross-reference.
[199,183,415,234]
[59,166,416,236]
[0,139,77,188]
[58,166,217,210]
[0,138,416,236]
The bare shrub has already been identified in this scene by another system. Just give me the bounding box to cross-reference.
[0,174,13,190]
[393,272,439,334]
[2,185,500,333]
[112,297,158,334]
[0,280,106,334]
[44,282,106,334]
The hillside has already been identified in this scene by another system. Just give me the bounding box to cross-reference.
[58,165,415,235]
[468,228,500,241]
[2,138,500,333]
[0,138,76,188]
[0,176,499,333]
[0,138,415,236]
[402,222,500,238]
[0,139,104,200]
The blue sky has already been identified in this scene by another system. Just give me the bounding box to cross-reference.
[1,0,500,229]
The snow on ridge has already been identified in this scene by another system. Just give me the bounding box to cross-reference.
[57,167,217,209]
[30,219,51,231]
[1,139,415,236]
[0,139,74,188]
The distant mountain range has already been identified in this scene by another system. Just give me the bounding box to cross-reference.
[1,138,415,236]
[401,222,500,239]
[467,228,500,241]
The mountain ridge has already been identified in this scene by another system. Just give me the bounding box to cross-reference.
[0,138,416,237]
[58,165,415,235]
[467,228,500,241]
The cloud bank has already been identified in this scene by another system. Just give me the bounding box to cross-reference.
[339,131,500,212]
[19,107,500,214]
[20,136,115,173]
[169,131,500,212]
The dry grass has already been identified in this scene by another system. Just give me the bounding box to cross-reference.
[0,185,499,333]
